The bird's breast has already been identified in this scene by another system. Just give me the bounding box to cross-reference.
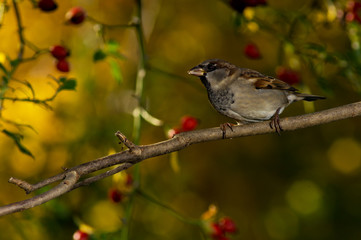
[207,88,234,113]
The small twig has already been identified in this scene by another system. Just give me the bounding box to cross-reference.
[136,189,201,225]
[71,163,133,189]
[87,15,138,28]
[0,171,79,216]
[115,131,141,155]
[8,177,34,194]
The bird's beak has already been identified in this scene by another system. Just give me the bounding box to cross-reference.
[188,66,205,77]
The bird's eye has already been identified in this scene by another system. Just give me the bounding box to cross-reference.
[206,63,217,72]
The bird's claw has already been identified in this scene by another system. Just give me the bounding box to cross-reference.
[269,108,283,135]
[220,123,234,139]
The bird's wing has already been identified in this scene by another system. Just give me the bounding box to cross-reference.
[254,77,298,91]
[240,68,299,92]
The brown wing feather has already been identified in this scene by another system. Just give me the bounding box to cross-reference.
[239,68,299,91]
[254,77,298,92]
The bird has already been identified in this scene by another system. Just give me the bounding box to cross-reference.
[188,59,325,136]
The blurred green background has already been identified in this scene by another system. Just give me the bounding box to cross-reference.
[1,0,361,239]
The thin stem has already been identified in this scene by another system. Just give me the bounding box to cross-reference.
[87,15,138,29]
[12,0,25,61]
[136,189,202,225]
[1,94,57,104]
[122,1,147,239]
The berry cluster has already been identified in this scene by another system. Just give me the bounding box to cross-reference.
[50,45,70,72]
[38,1,87,25]
[40,3,87,72]
[211,217,237,240]
[167,116,199,138]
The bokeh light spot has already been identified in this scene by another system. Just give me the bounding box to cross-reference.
[85,200,123,232]
[328,138,361,174]
[286,180,323,215]
[264,207,299,240]
[246,22,259,32]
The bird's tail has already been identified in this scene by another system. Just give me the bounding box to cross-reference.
[295,93,326,101]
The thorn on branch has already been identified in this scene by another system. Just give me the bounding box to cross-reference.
[61,166,68,171]
[115,131,141,155]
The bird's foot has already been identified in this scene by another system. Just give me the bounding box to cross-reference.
[220,122,235,139]
[269,108,283,135]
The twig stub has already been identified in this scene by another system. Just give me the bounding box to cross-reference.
[8,177,34,194]
[115,131,141,155]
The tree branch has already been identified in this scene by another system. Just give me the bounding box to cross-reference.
[0,171,79,216]
[0,101,360,217]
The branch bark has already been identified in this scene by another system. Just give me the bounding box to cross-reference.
[0,101,361,217]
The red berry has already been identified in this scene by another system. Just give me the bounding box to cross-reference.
[108,188,123,203]
[276,67,300,85]
[50,45,70,60]
[73,230,89,240]
[211,223,225,239]
[181,116,198,131]
[219,217,237,233]
[38,0,58,12]
[56,59,70,72]
[65,7,87,25]
[244,43,261,59]
[167,127,181,138]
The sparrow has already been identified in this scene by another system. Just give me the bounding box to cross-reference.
[188,59,325,136]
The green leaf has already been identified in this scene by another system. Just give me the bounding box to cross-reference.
[2,129,34,158]
[10,59,20,67]
[59,79,77,91]
[21,80,35,98]
[93,49,107,62]
[2,75,8,85]
[58,76,67,83]
[232,12,242,28]
[107,59,123,84]
[0,62,7,74]
[105,40,120,54]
